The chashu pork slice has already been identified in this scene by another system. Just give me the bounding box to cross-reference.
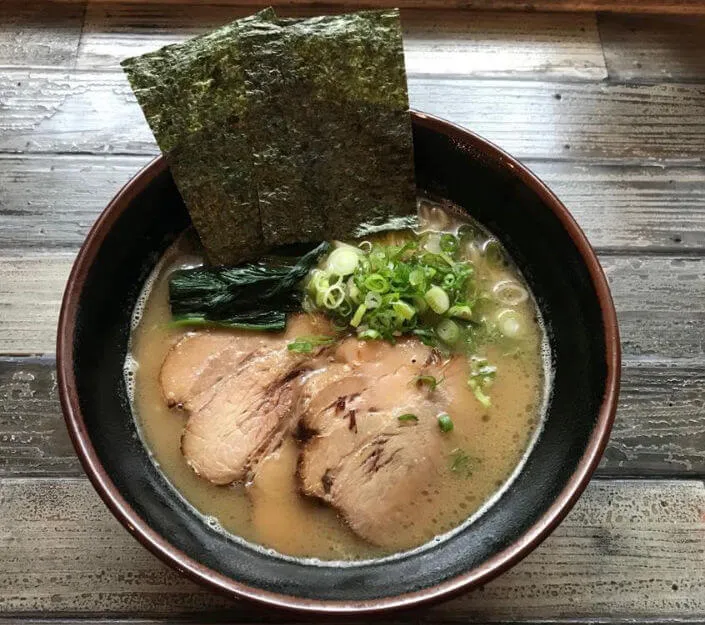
[160,315,332,486]
[180,344,307,485]
[296,337,449,546]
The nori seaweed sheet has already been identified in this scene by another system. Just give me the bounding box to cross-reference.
[239,10,416,248]
[122,8,416,262]
[121,9,275,265]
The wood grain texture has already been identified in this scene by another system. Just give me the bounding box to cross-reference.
[0,1,85,69]
[76,5,606,79]
[0,358,76,477]
[599,14,705,83]
[1,478,703,618]
[0,255,73,355]
[2,356,704,478]
[2,69,704,162]
[3,155,705,253]
[2,253,704,358]
[0,154,151,251]
[60,0,705,16]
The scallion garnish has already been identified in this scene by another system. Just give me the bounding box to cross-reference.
[287,335,336,353]
[398,413,419,423]
[468,357,496,408]
[449,448,477,477]
[437,413,454,432]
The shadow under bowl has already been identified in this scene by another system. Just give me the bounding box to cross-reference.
[57,111,620,614]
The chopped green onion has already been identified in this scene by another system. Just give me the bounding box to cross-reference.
[398,413,419,423]
[364,273,389,293]
[468,357,496,407]
[350,303,367,327]
[323,285,345,309]
[425,285,450,314]
[412,375,441,391]
[436,318,460,345]
[483,239,505,266]
[497,309,523,338]
[287,335,336,353]
[449,448,477,478]
[326,245,361,276]
[438,413,454,432]
[364,291,382,309]
[468,379,492,408]
[440,233,459,255]
[392,299,416,321]
[448,304,473,320]
[409,268,425,287]
[358,328,381,340]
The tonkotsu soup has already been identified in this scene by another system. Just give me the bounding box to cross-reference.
[125,198,550,561]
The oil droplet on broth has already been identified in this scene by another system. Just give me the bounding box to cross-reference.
[124,201,551,561]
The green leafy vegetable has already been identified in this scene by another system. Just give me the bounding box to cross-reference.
[169,242,329,330]
[287,335,336,353]
[437,413,454,432]
[397,413,419,423]
[449,448,478,478]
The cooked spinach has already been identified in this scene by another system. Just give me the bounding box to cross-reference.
[169,242,330,330]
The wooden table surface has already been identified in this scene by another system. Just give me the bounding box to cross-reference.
[2,2,705,623]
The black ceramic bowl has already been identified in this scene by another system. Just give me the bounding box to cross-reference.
[58,112,620,614]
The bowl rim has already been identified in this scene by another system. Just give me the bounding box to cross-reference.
[57,110,621,615]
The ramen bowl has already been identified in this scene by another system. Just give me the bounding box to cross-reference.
[57,111,620,614]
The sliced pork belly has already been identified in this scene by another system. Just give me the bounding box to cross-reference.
[295,337,449,546]
[161,314,332,486]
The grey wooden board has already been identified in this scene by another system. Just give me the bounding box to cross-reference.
[599,14,705,83]
[75,5,607,79]
[0,254,74,355]
[3,155,705,253]
[1,70,704,162]
[2,253,704,358]
[1,478,703,618]
[0,1,85,69]
[2,356,704,478]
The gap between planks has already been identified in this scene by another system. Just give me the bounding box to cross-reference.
[0,2,607,80]
[2,154,705,253]
[0,478,703,619]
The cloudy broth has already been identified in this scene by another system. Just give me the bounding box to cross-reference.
[126,199,550,560]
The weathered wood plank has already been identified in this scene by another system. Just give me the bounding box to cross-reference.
[601,255,705,359]
[3,156,705,253]
[2,254,703,359]
[0,358,75,477]
[602,360,705,475]
[0,255,73,355]
[1,478,703,618]
[0,154,151,251]
[599,14,705,83]
[76,5,606,80]
[2,69,704,162]
[0,1,85,69]
[2,356,704,478]
[65,0,705,16]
